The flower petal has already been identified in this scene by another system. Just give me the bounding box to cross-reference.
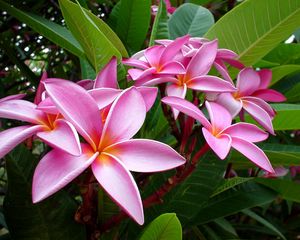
[32,144,98,203]
[44,79,102,149]
[99,87,146,149]
[186,40,218,78]
[37,119,81,156]
[202,128,231,159]
[136,87,158,111]
[187,75,236,92]
[252,89,286,102]
[128,67,156,81]
[34,71,48,104]
[0,125,44,159]
[242,96,275,117]
[88,88,122,110]
[216,49,238,59]
[161,96,211,129]
[166,83,187,119]
[236,68,260,96]
[92,153,144,225]
[205,101,232,132]
[242,100,274,135]
[257,69,272,89]
[36,97,59,115]
[213,61,233,83]
[145,45,164,67]
[122,58,149,69]
[215,93,243,117]
[0,93,26,103]
[159,61,185,75]
[138,76,178,86]
[94,57,118,89]
[77,79,94,90]
[231,137,274,173]
[222,122,268,142]
[0,100,47,125]
[104,139,185,172]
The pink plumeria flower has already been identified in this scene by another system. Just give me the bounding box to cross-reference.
[32,80,185,225]
[122,35,189,83]
[263,166,288,178]
[162,96,274,173]
[214,68,286,134]
[0,98,81,158]
[38,58,158,115]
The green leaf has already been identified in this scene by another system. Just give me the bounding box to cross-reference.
[270,65,300,86]
[272,104,300,130]
[149,0,170,46]
[168,3,214,39]
[255,178,300,203]
[264,43,300,65]
[0,0,84,58]
[189,182,277,225]
[211,177,253,197]
[242,209,286,240]
[3,146,85,240]
[230,143,300,169]
[284,82,300,102]
[59,0,122,72]
[139,213,182,240]
[205,0,300,66]
[116,0,151,53]
[253,59,280,68]
[80,58,96,79]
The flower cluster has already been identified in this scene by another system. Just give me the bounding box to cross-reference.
[0,35,285,225]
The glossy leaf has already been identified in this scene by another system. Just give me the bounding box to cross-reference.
[270,65,300,86]
[0,0,84,58]
[59,0,122,71]
[264,43,300,65]
[3,146,85,240]
[139,213,182,240]
[149,0,170,46]
[205,0,300,66]
[168,3,214,39]
[80,58,96,79]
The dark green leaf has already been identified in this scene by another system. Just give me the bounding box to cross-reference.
[264,43,300,65]
[80,58,96,79]
[270,65,300,86]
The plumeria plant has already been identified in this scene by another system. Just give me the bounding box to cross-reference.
[1,0,300,239]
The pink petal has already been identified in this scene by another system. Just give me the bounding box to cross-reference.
[34,71,47,104]
[202,128,231,159]
[94,57,118,89]
[36,97,59,115]
[242,96,275,117]
[216,49,238,59]
[32,144,98,203]
[215,93,243,117]
[92,153,144,225]
[161,96,211,129]
[128,68,156,81]
[166,83,187,119]
[0,100,47,125]
[187,76,236,92]
[222,122,268,142]
[122,58,149,69]
[145,45,164,67]
[37,119,81,156]
[231,137,274,173]
[104,139,185,172]
[44,79,102,150]
[205,101,232,132]
[252,89,286,102]
[158,61,185,75]
[236,68,260,96]
[257,69,272,89]
[159,35,189,66]
[0,125,44,159]
[77,79,94,90]
[88,88,122,110]
[213,61,233,84]
[138,76,178,86]
[222,58,244,69]
[99,87,146,149]
[136,87,158,111]
[186,40,218,79]
[242,100,274,135]
[0,93,26,103]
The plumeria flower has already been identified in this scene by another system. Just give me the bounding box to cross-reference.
[32,80,185,225]
[38,58,158,115]
[214,68,286,134]
[162,96,274,173]
[0,98,81,158]
[122,35,189,84]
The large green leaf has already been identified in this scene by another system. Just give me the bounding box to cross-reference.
[149,0,170,46]
[205,0,300,66]
[168,3,214,39]
[270,65,300,86]
[284,82,300,102]
[139,213,182,240]
[115,0,151,53]
[189,182,277,225]
[59,0,122,72]
[256,178,300,203]
[272,104,300,130]
[0,0,84,58]
[230,143,300,169]
[3,146,85,240]
[264,43,300,65]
